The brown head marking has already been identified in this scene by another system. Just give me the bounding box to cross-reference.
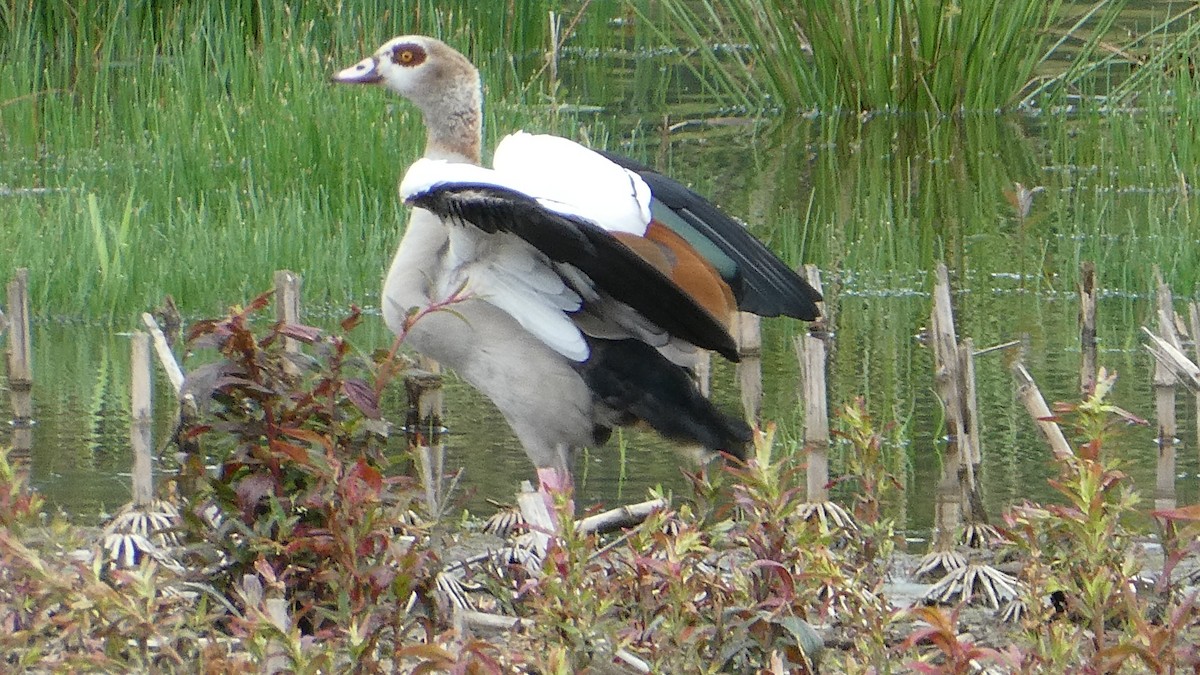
[391,42,427,67]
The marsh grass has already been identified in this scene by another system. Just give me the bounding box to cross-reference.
[0,0,625,321]
[642,0,1153,114]
[5,0,1199,324]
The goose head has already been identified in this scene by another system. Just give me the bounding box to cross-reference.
[333,35,482,162]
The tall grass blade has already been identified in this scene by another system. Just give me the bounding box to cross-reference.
[87,194,110,284]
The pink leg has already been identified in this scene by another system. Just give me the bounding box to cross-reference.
[536,466,576,526]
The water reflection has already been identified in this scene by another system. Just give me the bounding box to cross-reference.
[5,110,1199,537]
[7,277,1195,538]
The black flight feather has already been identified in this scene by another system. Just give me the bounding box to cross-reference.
[407,183,741,362]
[598,151,823,320]
[581,338,751,459]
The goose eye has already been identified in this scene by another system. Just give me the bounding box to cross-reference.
[391,44,425,67]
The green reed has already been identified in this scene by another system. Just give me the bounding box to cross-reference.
[641,0,1137,113]
[0,0,623,321]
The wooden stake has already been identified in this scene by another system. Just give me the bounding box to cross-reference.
[405,364,445,516]
[795,266,830,502]
[141,313,184,396]
[517,481,555,557]
[1153,270,1178,509]
[5,268,33,423]
[1190,302,1200,460]
[273,270,302,376]
[736,312,763,425]
[1079,261,1097,395]
[130,332,154,507]
[1142,328,1200,392]
[960,338,986,524]
[694,352,712,398]
[1011,361,1073,460]
[929,263,966,551]
[575,497,668,535]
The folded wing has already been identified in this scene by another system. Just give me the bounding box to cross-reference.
[598,150,823,320]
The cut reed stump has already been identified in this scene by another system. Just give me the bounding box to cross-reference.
[1011,360,1073,460]
[4,269,34,461]
[919,263,968,578]
[1191,302,1200,458]
[5,268,33,424]
[516,481,556,559]
[919,264,1010,610]
[1079,261,1098,395]
[694,349,712,398]
[1152,269,1180,511]
[736,311,763,425]
[958,337,996,548]
[101,331,183,571]
[405,363,448,517]
[794,266,854,530]
[274,270,303,377]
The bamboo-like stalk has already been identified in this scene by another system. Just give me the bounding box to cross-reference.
[576,497,669,535]
[455,610,652,672]
[1079,261,1097,395]
[140,312,184,396]
[130,332,154,507]
[929,263,966,552]
[5,268,33,423]
[1190,302,1200,459]
[796,266,830,503]
[1011,361,1073,460]
[274,270,302,377]
[736,312,763,425]
[1152,270,1178,509]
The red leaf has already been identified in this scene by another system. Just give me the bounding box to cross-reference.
[245,290,274,314]
[277,323,323,344]
[181,425,212,440]
[342,379,381,419]
[280,427,334,453]
[340,307,362,332]
[1153,504,1200,522]
[350,457,384,491]
[270,438,311,464]
[287,534,335,557]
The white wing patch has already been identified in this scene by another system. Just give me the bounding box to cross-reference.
[398,132,659,364]
[399,135,653,236]
[494,132,651,235]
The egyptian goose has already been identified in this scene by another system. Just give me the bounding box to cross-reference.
[332,35,821,517]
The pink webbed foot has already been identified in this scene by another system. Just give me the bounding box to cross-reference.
[536,467,575,529]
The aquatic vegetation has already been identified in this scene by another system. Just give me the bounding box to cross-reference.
[638,0,1200,114]
[0,0,623,320]
[5,356,1198,669]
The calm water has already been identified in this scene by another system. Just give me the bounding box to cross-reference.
[6,267,1196,537]
[5,26,1200,538]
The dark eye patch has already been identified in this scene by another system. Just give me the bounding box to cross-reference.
[391,43,427,67]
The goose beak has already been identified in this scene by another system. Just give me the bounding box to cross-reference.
[332,57,382,84]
